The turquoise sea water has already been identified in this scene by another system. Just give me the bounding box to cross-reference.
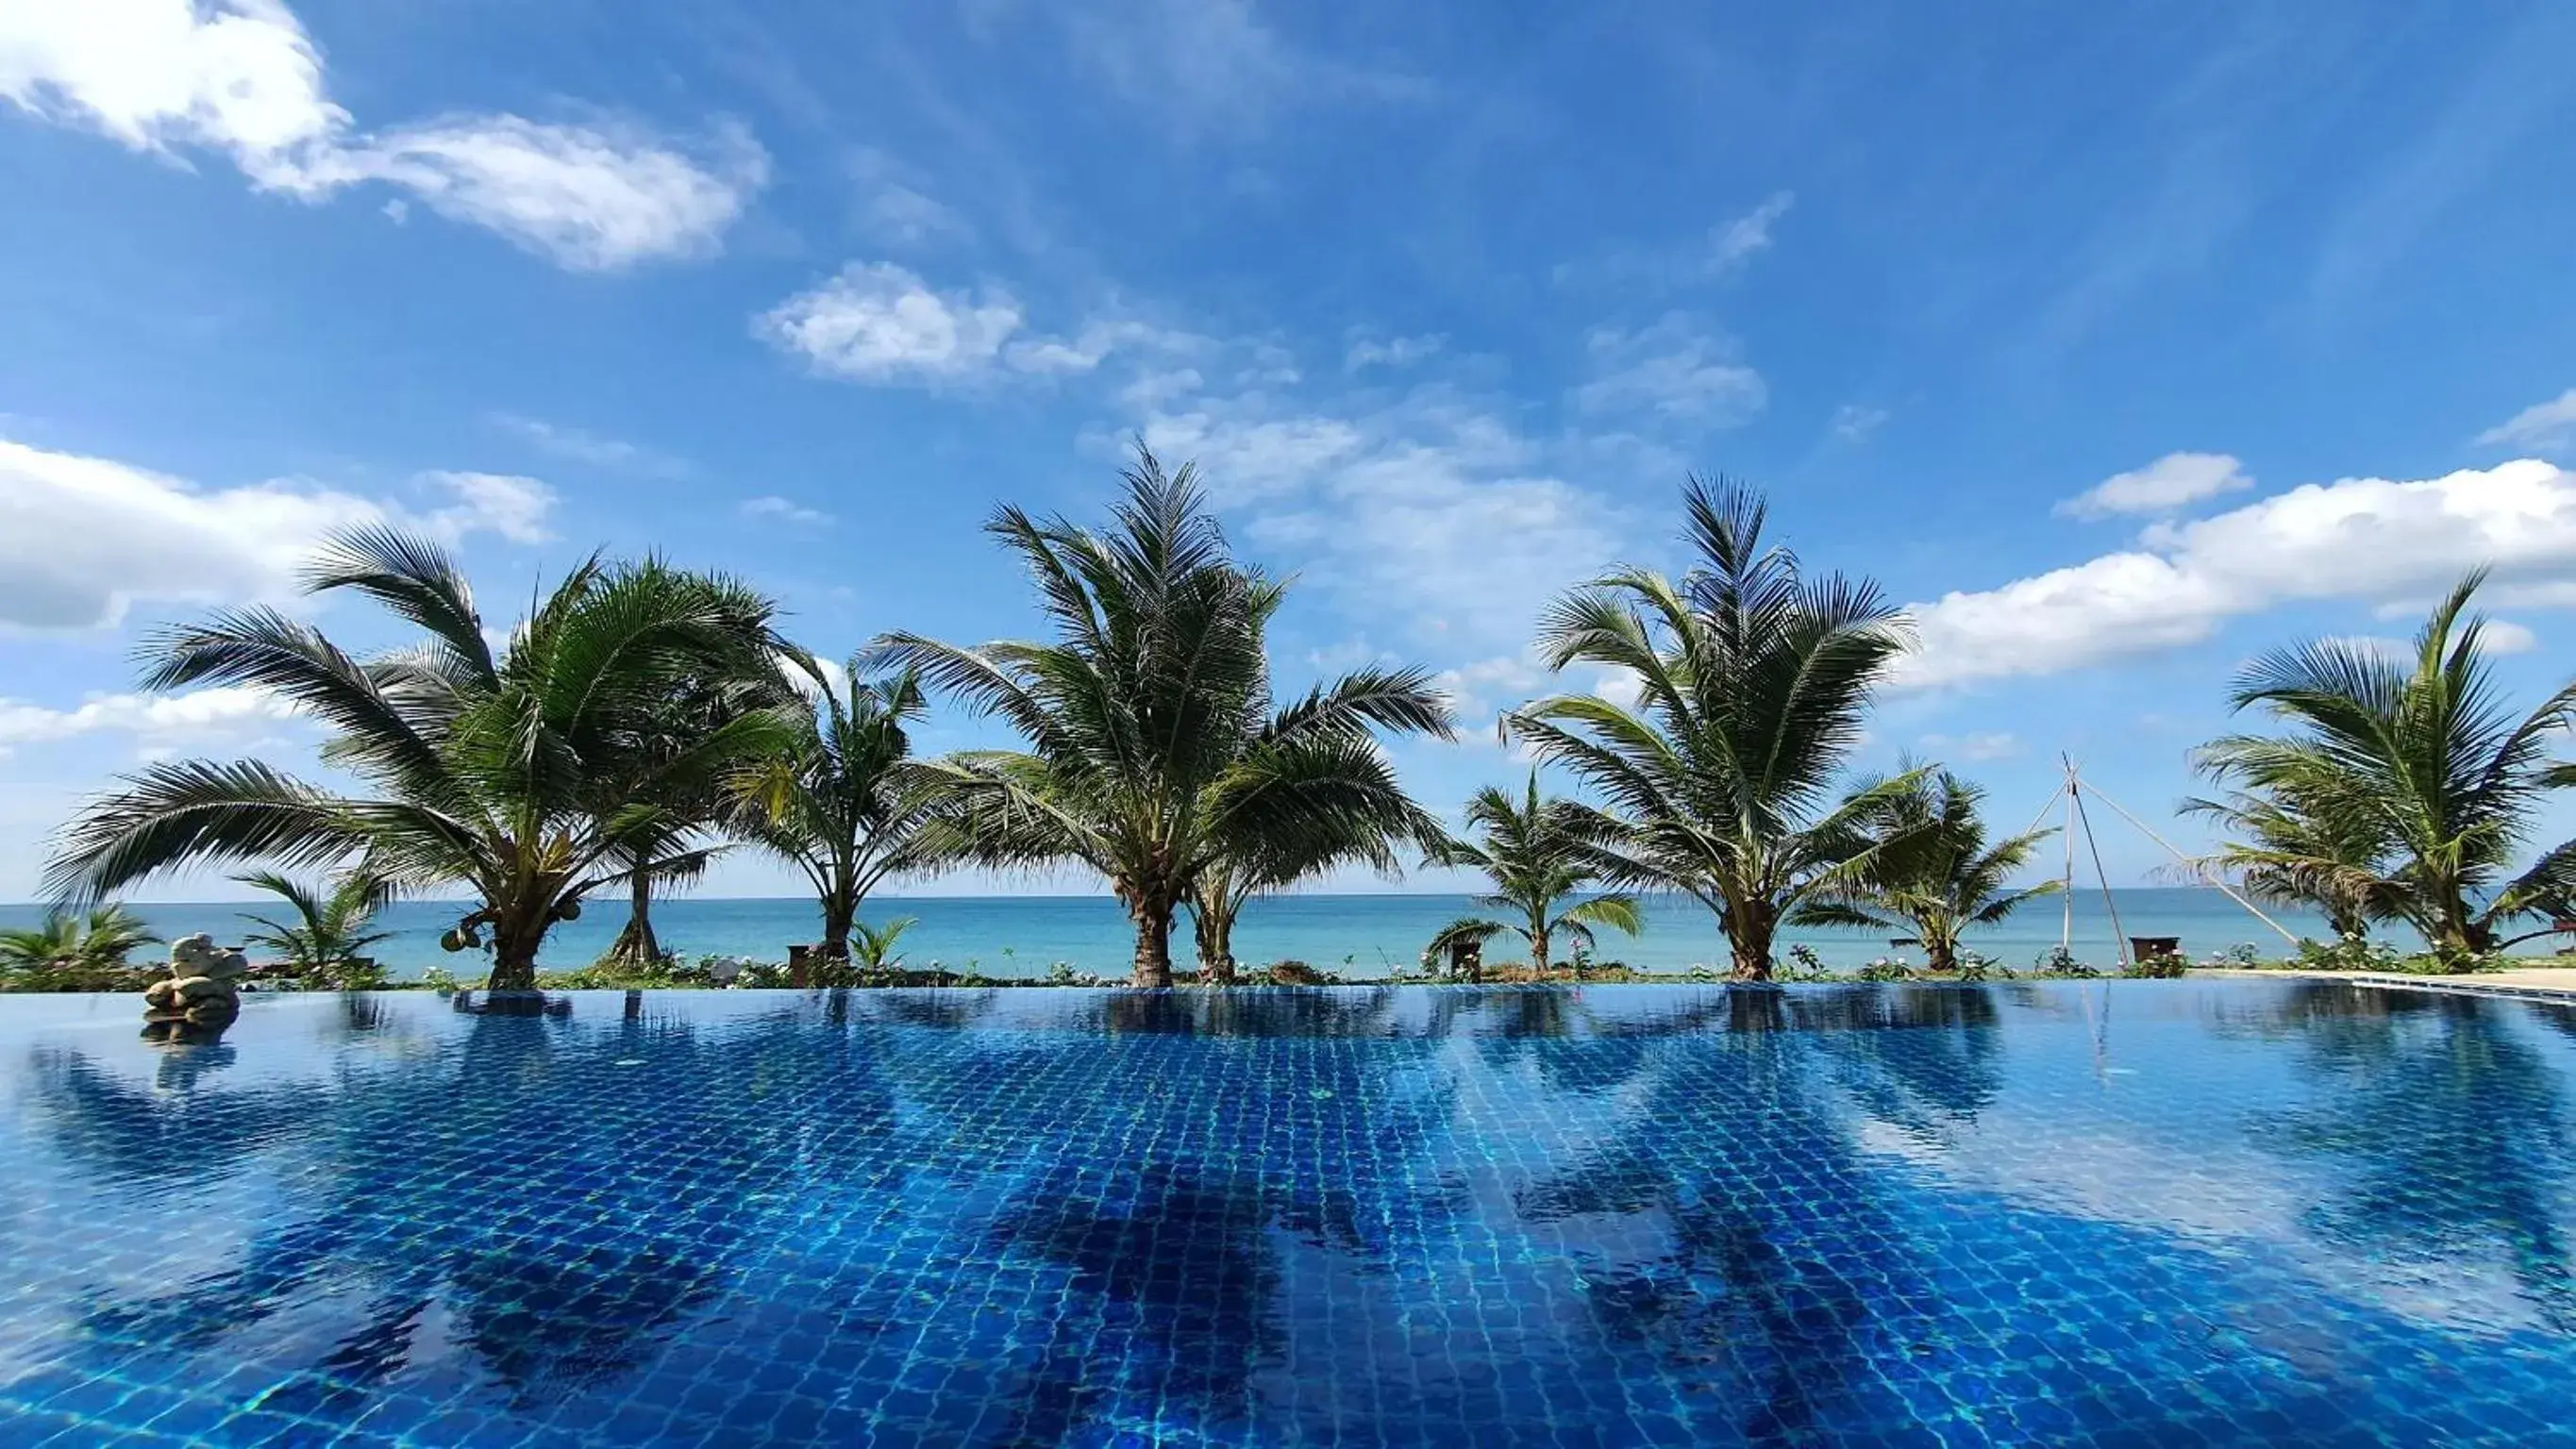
[0,888,2458,978]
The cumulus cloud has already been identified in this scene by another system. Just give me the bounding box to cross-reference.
[758,263,1024,384]
[0,0,762,269]
[2055,452,2252,519]
[0,437,555,631]
[1710,191,1794,273]
[1573,314,1765,427]
[2474,388,2576,454]
[0,686,303,758]
[1899,458,2576,691]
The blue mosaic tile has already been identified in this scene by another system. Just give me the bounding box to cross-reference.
[1,981,2573,1444]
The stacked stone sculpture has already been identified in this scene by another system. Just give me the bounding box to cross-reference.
[142,933,248,1042]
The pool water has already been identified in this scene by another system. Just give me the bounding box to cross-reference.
[2,982,2572,1446]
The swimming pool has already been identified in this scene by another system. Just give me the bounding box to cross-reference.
[2,981,2570,1446]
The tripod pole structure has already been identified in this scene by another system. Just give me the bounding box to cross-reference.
[2061,758,2078,954]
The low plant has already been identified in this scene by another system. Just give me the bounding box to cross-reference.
[1779,945,1835,982]
[0,905,162,991]
[1854,957,1914,983]
[2121,952,2190,979]
[2032,945,2100,978]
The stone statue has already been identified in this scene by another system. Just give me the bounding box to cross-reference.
[142,933,249,1042]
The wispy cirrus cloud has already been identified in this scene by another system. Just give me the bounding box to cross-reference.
[2474,388,2576,454]
[1710,191,1794,273]
[1572,313,1765,428]
[0,0,765,269]
[741,495,835,528]
[490,415,686,478]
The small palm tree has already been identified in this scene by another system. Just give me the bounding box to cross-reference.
[733,658,934,962]
[1504,478,1917,980]
[1423,772,1642,980]
[2182,774,2391,941]
[236,870,395,987]
[2196,571,2576,962]
[47,529,796,991]
[1794,769,2059,974]
[877,449,1452,987]
[0,904,160,986]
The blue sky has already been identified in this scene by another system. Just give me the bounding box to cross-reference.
[4,0,2576,901]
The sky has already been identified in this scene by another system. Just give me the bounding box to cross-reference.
[3,0,2576,902]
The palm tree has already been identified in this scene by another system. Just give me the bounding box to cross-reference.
[46,529,796,991]
[1793,768,2059,974]
[1184,597,1448,985]
[2195,571,2576,963]
[875,448,1453,987]
[234,869,396,988]
[732,657,934,962]
[597,663,797,969]
[1422,771,1643,980]
[0,904,159,986]
[2182,775,2391,941]
[1503,477,1916,980]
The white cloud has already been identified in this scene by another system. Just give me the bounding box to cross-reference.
[0,0,762,270]
[1345,334,1444,374]
[1431,651,1547,722]
[741,495,834,528]
[1573,314,1765,427]
[2474,388,2576,454]
[758,262,1025,384]
[1900,458,2576,691]
[2484,618,2539,654]
[1034,0,1425,132]
[1710,191,1794,273]
[1832,404,1889,442]
[0,686,303,758]
[0,436,554,631]
[314,116,766,272]
[861,183,970,247]
[2055,452,2252,520]
[1919,731,2022,762]
[418,472,553,544]
[489,414,683,477]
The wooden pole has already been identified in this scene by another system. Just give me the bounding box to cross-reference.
[2069,772,2129,967]
[2083,780,2302,946]
[2061,758,2078,954]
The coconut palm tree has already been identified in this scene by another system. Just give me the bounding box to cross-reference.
[2195,570,2576,963]
[2181,774,2392,941]
[1792,769,2059,974]
[1503,477,1917,980]
[731,657,934,962]
[596,662,799,968]
[874,448,1453,987]
[46,528,796,991]
[0,904,159,987]
[236,869,395,987]
[1421,772,1642,981]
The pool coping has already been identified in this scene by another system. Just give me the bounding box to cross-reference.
[2190,967,2576,1008]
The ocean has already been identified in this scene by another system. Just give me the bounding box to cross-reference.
[0,888,2449,979]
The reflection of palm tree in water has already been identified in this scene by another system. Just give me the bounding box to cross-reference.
[1507,987,2006,1443]
[56,1007,873,1415]
[2250,983,2576,1329]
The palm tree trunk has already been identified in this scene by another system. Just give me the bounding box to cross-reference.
[1131,898,1177,989]
[819,888,856,961]
[488,920,544,991]
[1194,905,1238,986]
[1925,933,1958,975]
[1531,923,1551,979]
[1728,903,1777,982]
[607,869,661,965]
